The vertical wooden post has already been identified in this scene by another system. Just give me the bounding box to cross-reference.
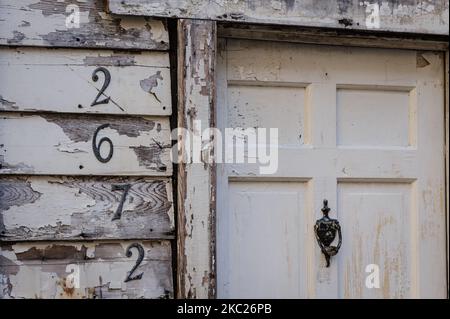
[177,19,217,299]
[445,49,449,297]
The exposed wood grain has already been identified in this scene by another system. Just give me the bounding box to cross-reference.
[0,176,174,241]
[0,240,173,299]
[0,47,171,116]
[0,0,169,50]
[0,113,172,176]
[108,0,449,35]
[177,19,216,299]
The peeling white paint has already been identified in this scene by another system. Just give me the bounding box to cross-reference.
[109,0,449,35]
[0,0,170,49]
[1,241,173,299]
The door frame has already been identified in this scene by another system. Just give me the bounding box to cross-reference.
[176,20,449,298]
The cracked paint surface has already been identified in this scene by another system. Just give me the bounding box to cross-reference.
[0,241,173,299]
[0,0,169,50]
[0,114,172,175]
[0,47,171,116]
[110,0,448,35]
[0,176,174,241]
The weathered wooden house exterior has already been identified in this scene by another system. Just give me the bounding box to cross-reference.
[0,0,448,299]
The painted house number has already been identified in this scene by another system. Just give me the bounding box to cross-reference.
[92,123,113,163]
[91,67,111,106]
[111,184,131,221]
[87,67,145,283]
[125,243,145,282]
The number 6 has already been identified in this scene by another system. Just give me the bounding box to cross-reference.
[92,124,113,163]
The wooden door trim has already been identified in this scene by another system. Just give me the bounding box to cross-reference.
[445,50,449,298]
[176,19,217,299]
[218,23,449,51]
[177,21,449,298]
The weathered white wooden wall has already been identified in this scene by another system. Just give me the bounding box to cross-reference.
[108,0,449,35]
[0,48,171,115]
[0,0,169,49]
[0,0,174,299]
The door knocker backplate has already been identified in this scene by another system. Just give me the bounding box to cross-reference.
[314,199,342,267]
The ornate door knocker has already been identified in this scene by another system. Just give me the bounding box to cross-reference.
[314,199,342,267]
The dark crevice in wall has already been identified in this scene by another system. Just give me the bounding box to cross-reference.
[167,17,179,299]
[218,21,450,43]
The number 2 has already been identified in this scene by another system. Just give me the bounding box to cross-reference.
[124,243,144,283]
[91,67,111,106]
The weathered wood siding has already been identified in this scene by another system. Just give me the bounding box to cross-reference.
[0,177,174,241]
[0,0,169,50]
[0,0,174,299]
[108,0,449,35]
[1,241,173,299]
[0,113,172,175]
[0,48,171,115]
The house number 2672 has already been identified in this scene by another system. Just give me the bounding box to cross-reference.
[87,67,145,283]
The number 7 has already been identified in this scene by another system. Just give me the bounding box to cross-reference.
[111,184,131,221]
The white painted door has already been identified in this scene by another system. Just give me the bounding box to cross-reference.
[216,39,446,299]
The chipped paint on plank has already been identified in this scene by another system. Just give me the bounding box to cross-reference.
[0,47,171,116]
[83,55,137,67]
[0,176,174,241]
[41,114,156,143]
[108,0,449,35]
[140,71,164,103]
[0,96,17,109]
[0,0,169,50]
[130,145,169,172]
[0,113,172,176]
[0,241,173,299]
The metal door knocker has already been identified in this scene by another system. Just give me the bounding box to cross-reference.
[314,199,342,267]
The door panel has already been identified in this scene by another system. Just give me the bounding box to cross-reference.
[338,182,414,298]
[228,84,307,146]
[336,88,412,147]
[217,39,446,298]
[220,181,309,298]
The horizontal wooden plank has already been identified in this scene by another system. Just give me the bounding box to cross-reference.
[0,113,173,176]
[108,0,449,35]
[0,0,169,50]
[0,176,174,241]
[0,240,173,298]
[0,47,171,116]
[218,24,449,51]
